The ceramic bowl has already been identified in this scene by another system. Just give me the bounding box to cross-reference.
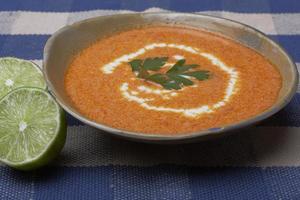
[43,13,298,143]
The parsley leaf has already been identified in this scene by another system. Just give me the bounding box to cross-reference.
[183,71,210,80]
[167,74,194,86]
[129,59,142,72]
[147,73,169,85]
[143,57,168,71]
[128,57,210,90]
[163,81,182,90]
[137,68,150,79]
[167,59,198,74]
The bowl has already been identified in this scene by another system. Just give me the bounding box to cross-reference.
[43,13,298,143]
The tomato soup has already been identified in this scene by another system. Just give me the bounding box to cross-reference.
[64,26,282,135]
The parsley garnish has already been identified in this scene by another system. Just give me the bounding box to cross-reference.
[128,57,210,90]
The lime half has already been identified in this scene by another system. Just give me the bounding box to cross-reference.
[0,87,66,170]
[0,57,46,99]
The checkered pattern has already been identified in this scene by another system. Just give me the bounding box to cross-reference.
[1,0,300,199]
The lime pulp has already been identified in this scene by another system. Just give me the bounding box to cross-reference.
[0,57,46,99]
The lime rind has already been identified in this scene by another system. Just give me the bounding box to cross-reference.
[0,87,66,170]
[0,57,46,99]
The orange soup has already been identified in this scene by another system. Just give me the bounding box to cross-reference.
[64,26,282,135]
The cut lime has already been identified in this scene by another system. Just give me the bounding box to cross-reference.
[0,57,46,99]
[0,87,66,170]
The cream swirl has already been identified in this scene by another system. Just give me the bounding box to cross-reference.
[101,43,239,118]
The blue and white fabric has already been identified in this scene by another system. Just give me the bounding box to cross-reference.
[1,0,300,199]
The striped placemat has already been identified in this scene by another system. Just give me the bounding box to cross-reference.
[1,1,300,199]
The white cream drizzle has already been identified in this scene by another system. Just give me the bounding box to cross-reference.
[101,43,239,118]
[138,86,171,94]
[137,85,178,99]
[173,55,185,60]
[120,83,212,117]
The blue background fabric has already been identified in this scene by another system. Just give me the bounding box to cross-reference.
[0,0,300,199]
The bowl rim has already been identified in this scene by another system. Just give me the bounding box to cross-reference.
[43,12,299,143]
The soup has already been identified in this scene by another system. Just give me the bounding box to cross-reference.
[64,26,282,135]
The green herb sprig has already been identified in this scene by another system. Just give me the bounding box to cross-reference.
[128,57,210,90]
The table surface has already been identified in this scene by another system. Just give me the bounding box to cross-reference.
[1,0,300,199]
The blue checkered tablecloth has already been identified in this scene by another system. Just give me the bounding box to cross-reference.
[1,0,300,199]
